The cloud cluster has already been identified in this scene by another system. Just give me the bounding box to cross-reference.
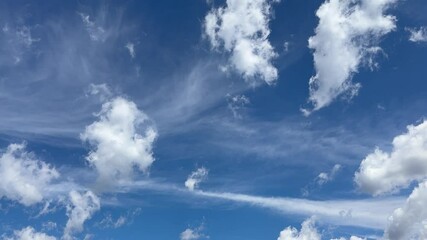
[278,218,366,240]
[185,167,208,191]
[355,120,427,239]
[0,143,59,206]
[306,0,397,112]
[385,181,427,240]
[204,0,279,84]
[63,190,101,240]
[355,120,427,196]
[81,96,157,187]
[3,227,56,240]
[277,218,321,240]
[407,27,427,43]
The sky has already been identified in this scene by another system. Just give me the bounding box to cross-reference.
[0,0,427,239]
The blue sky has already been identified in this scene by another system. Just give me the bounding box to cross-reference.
[0,0,427,239]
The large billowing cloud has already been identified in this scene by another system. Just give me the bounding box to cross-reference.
[385,181,427,240]
[355,120,427,196]
[4,226,56,240]
[0,143,59,206]
[81,97,157,186]
[63,190,101,240]
[305,0,397,112]
[204,0,279,84]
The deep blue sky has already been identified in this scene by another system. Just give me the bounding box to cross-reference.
[0,0,426,239]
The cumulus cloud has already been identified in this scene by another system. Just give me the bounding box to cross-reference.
[185,167,208,191]
[4,227,56,240]
[384,181,427,240]
[277,218,321,240]
[180,229,201,240]
[305,0,397,112]
[81,97,157,187]
[0,143,59,206]
[407,27,427,43]
[63,190,101,240]
[355,120,427,196]
[278,218,367,240]
[204,0,279,84]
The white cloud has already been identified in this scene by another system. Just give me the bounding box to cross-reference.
[0,143,59,206]
[355,120,427,196]
[278,218,366,240]
[227,94,250,119]
[63,190,101,240]
[306,0,397,112]
[317,164,342,186]
[195,190,403,229]
[125,42,136,58]
[384,180,427,240]
[204,0,279,84]
[81,97,157,187]
[180,229,201,240]
[407,27,427,43]
[277,218,321,240]
[185,167,208,191]
[78,13,107,42]
[4,227,56,240]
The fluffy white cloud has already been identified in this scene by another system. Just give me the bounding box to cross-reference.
[0,143,59,206]
[306,0,397,112]
[355,120,427,196]
[278,218,367,240]
[277,218,321,240]
[185,167,208,191]
[81,97,157,186]
[63,190,101,240]
[384,181,427,240]
[4,227,56,240]
[407,27,427,43]
[204,0,279,84]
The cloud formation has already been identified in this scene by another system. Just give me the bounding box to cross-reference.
[306,0,397,112]
[277,218,321,240]
[407,27,427,43]
[63,190,101,240]
[185,167,208,191]
[355,120,427,196]
[384,180,427,240]
[0,143,59,206]
[4,227,56,240]
[204,0,279,84]
[81,97,157,187]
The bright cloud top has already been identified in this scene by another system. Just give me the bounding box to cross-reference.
[63,190,101,240]
[407,27,427,43]
[185,167,208,191]
[204,0,279,84]
[81,96,157,186]
[306,0,397,112]
[4,226,56,240]
[277,218,321,240]
[355,120,427,196]
[0,143,59,206]
[385,180,427,240]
